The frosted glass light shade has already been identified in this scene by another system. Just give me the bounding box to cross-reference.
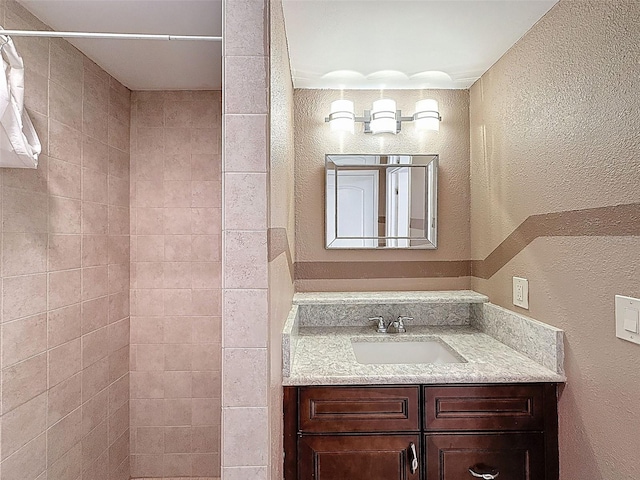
[329,100,355,133]
[370,99,397,134]
[414,99,440,131]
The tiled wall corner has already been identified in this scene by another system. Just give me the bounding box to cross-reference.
[129,91,223,478]
[222,0,270,479]
[0,2,131,478]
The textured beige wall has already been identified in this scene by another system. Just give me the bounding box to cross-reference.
[0,1,130,478]
[269,1,296,480]
[294,89,471,291]
[469,1,640,478]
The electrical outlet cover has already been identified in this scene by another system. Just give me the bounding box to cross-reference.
[513,277,529,309]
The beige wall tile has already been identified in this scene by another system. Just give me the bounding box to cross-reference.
[48,373,82,427]
[130,399,164,427]
[164,426,191,453]
[2,352,47,414]
[82,326,109,367]
[81,295,109,334]
[135,426,164,454]
[49,158,82,199]
[82,135,109,173]
[224,173,267,230]
[0,434,46,480]
[48,442,82,480]
[164,153,192,180]
[3,188,48,233]
[223,465,268,480]
[3,233,48,276]
[223,289,268,348]
[81,420,108,471]
[49,269,82,309]
[163,398,192,427]
[223,115,268,173]
[223,407,268,466]
[82,168,108,204]
[48,338,81,388]
[82,387,108,437]
[224,0,267,56]
[224,231,268,289]
[49,120,82,164]
[224,56,268,115]
[223,349,267,407]
[163,453,192,477]
[2,314,47,367]
[83,102,109,143]
[49,196,82,234]
[81,266,108,301]
[48,304,81,348]
[49,234,82,271]
[1,392,46,460]
[82,234,109,267]
[82,202,108,235]
[82,356,110,402]
[47,407,82,466]
[49,81,82,130]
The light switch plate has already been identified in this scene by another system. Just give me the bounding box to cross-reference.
[615,295,640,345]
[513,277,529,309]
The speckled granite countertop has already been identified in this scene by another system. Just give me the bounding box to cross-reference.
[283,325,565,386]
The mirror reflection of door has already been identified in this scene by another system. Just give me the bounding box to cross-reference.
[386,155,412,247]
[326,156,379,248]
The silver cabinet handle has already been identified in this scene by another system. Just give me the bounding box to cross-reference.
[409,442,418,474]
[468,466,499,479]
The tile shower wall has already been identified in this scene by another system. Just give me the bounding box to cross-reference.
[222,1,271,479]
[129,91,222,478]
[0,1,131,479]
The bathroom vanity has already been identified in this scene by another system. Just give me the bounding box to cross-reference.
[282,292,565,480]
[284,383,558,480]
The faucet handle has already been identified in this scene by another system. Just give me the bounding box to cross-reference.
[396,316,413,333]
[369,316,386,333]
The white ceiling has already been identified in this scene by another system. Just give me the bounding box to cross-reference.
[17,0,222,90]
[282,0,558,89]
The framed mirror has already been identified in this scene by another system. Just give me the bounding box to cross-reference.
[325,154,438,249]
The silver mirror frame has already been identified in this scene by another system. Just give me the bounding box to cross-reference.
[325,154,438,249]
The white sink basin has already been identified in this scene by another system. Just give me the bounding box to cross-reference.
[351,338,465,365]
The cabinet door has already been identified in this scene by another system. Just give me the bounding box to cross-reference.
[298,435,420,480]
[426,433,545,480]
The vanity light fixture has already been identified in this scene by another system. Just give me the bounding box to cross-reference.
[327,99,356,133]
[414,99,440,132]
[325,98,441,134]
[370,98,398,134]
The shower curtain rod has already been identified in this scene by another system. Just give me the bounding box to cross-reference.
[0,29,222,41]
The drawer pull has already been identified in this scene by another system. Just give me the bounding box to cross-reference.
[409,442,418,474]
[469,464,499,479]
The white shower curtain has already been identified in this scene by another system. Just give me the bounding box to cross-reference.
[0,31,41,168]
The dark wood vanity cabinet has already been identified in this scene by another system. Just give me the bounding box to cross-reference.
[284,383,558,480]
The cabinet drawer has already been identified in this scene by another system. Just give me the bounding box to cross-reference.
[424,385,545,431]
[299,434,421,480]
[299,386,420,433]
[426,433,545,480]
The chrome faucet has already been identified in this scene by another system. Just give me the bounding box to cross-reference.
[370,316,387,333]
[370,316,413,333]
